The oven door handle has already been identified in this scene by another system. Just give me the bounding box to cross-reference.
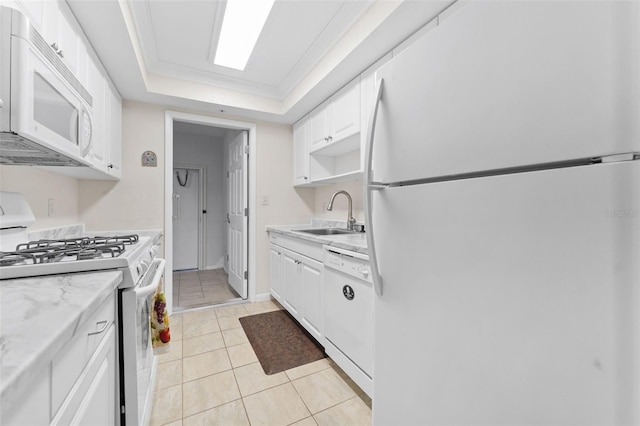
[134,258,166,299]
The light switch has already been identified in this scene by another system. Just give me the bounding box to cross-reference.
[261,195,269,205]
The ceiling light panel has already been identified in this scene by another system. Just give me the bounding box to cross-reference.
[214,0,276,70]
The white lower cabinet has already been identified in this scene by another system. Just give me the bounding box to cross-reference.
[269,237,324,344]
[2,292,118,426]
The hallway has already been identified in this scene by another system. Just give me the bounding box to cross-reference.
[173,269,240,311]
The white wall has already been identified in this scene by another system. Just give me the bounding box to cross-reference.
[173,131,226,269]
[0,166,80,230]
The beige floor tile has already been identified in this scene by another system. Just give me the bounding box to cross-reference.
[183,332,225,357]
[180,286,204,295]
[202,285,227,294]
[169,321,183,342]
[157,341,183,364]
[292,368,357,414]
[244,300,282,315]
[233,362,289,396]
[182,319,220,339]
[156,359,182,390]
[291,417,319,426]
[182,400,249,426]
[170,314,183,328]
[217,313,245,330]
[149,384,182,426]
[182,348,232,382]
[243,383,311,426]
[182,308,218,325]
[215,304,249,318]
[227,342,258,368]
[182,370,241,417]
[160,421,182,426]
[221,327,249,347]
[313,396,372,426]
[285,358,331,381]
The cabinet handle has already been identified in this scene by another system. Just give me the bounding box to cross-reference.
[107,163,114,169]
[328,135,333,142]
[304,176,308,180]
[57,50,64,58]
[88,320,109,336]
[50,42,59,51]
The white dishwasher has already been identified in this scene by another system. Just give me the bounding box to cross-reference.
[323,245,373,397]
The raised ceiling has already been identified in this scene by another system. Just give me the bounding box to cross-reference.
[68,0,456,123]
[131,0,372,99]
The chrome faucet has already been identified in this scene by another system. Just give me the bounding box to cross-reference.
[327,190,356,231]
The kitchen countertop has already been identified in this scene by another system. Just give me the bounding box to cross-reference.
[266,219,368,255]
[0,270,123,411]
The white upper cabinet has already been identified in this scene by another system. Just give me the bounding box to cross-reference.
[42,2,84,83]
[309,79,360,154]
[105,85,122,179]
[86,58,107,172]
[293,117,311,186]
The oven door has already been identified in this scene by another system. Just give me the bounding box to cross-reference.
[120,258,166,426]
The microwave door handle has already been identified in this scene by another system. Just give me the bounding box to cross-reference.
[70,108,79,145]
[134,258,166,299]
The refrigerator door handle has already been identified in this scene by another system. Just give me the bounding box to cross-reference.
[364,78,384,296]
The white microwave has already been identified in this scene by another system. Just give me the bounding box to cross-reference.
[0,6,93,166]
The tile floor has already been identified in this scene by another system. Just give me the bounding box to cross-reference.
[151,300,372,426]
[173,269,240,311]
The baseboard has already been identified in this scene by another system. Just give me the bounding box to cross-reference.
[203,262,224,270]
[253,292,272,302]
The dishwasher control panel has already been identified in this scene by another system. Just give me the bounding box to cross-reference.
[323,246,372,284]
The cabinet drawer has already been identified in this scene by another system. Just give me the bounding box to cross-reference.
[269,233,323,261]
[51,293,115,417]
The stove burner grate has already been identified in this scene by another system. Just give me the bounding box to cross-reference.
[1,234,140,267]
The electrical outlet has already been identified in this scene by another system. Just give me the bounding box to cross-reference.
[48,199,54,217]
[261,195,269,205]
[322,201,327,213]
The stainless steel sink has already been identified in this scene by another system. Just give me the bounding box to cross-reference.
[297,228,360,236]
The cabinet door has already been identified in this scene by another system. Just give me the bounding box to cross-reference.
[269,245,283,302]
[106,86,122,178]
[86,59,107,171]
[331,80,360,143]
[42,1,81,78]
[281,250,300,316]
[293,118,310,186]
[71,325,116,426]
[52,325,117,426]
[309,106,329,151]
[299,257,323,343]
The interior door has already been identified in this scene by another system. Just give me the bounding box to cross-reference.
[172,168,199,271]
[227,132,248,299]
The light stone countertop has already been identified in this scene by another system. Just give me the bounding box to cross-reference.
[266,219,368,255]
[0,270,123,411]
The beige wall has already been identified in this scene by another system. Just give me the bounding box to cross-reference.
[0,165,80,229]
[313,180,364,224]
[78,101,165,231]
[78,100,314,296]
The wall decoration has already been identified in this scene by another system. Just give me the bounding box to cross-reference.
[141,151,157,167]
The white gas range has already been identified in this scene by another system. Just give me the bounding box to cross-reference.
[0,192,165,425]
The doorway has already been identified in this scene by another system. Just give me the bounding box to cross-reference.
[164,111,257,315]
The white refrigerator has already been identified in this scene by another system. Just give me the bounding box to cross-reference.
[364,2,640,425]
